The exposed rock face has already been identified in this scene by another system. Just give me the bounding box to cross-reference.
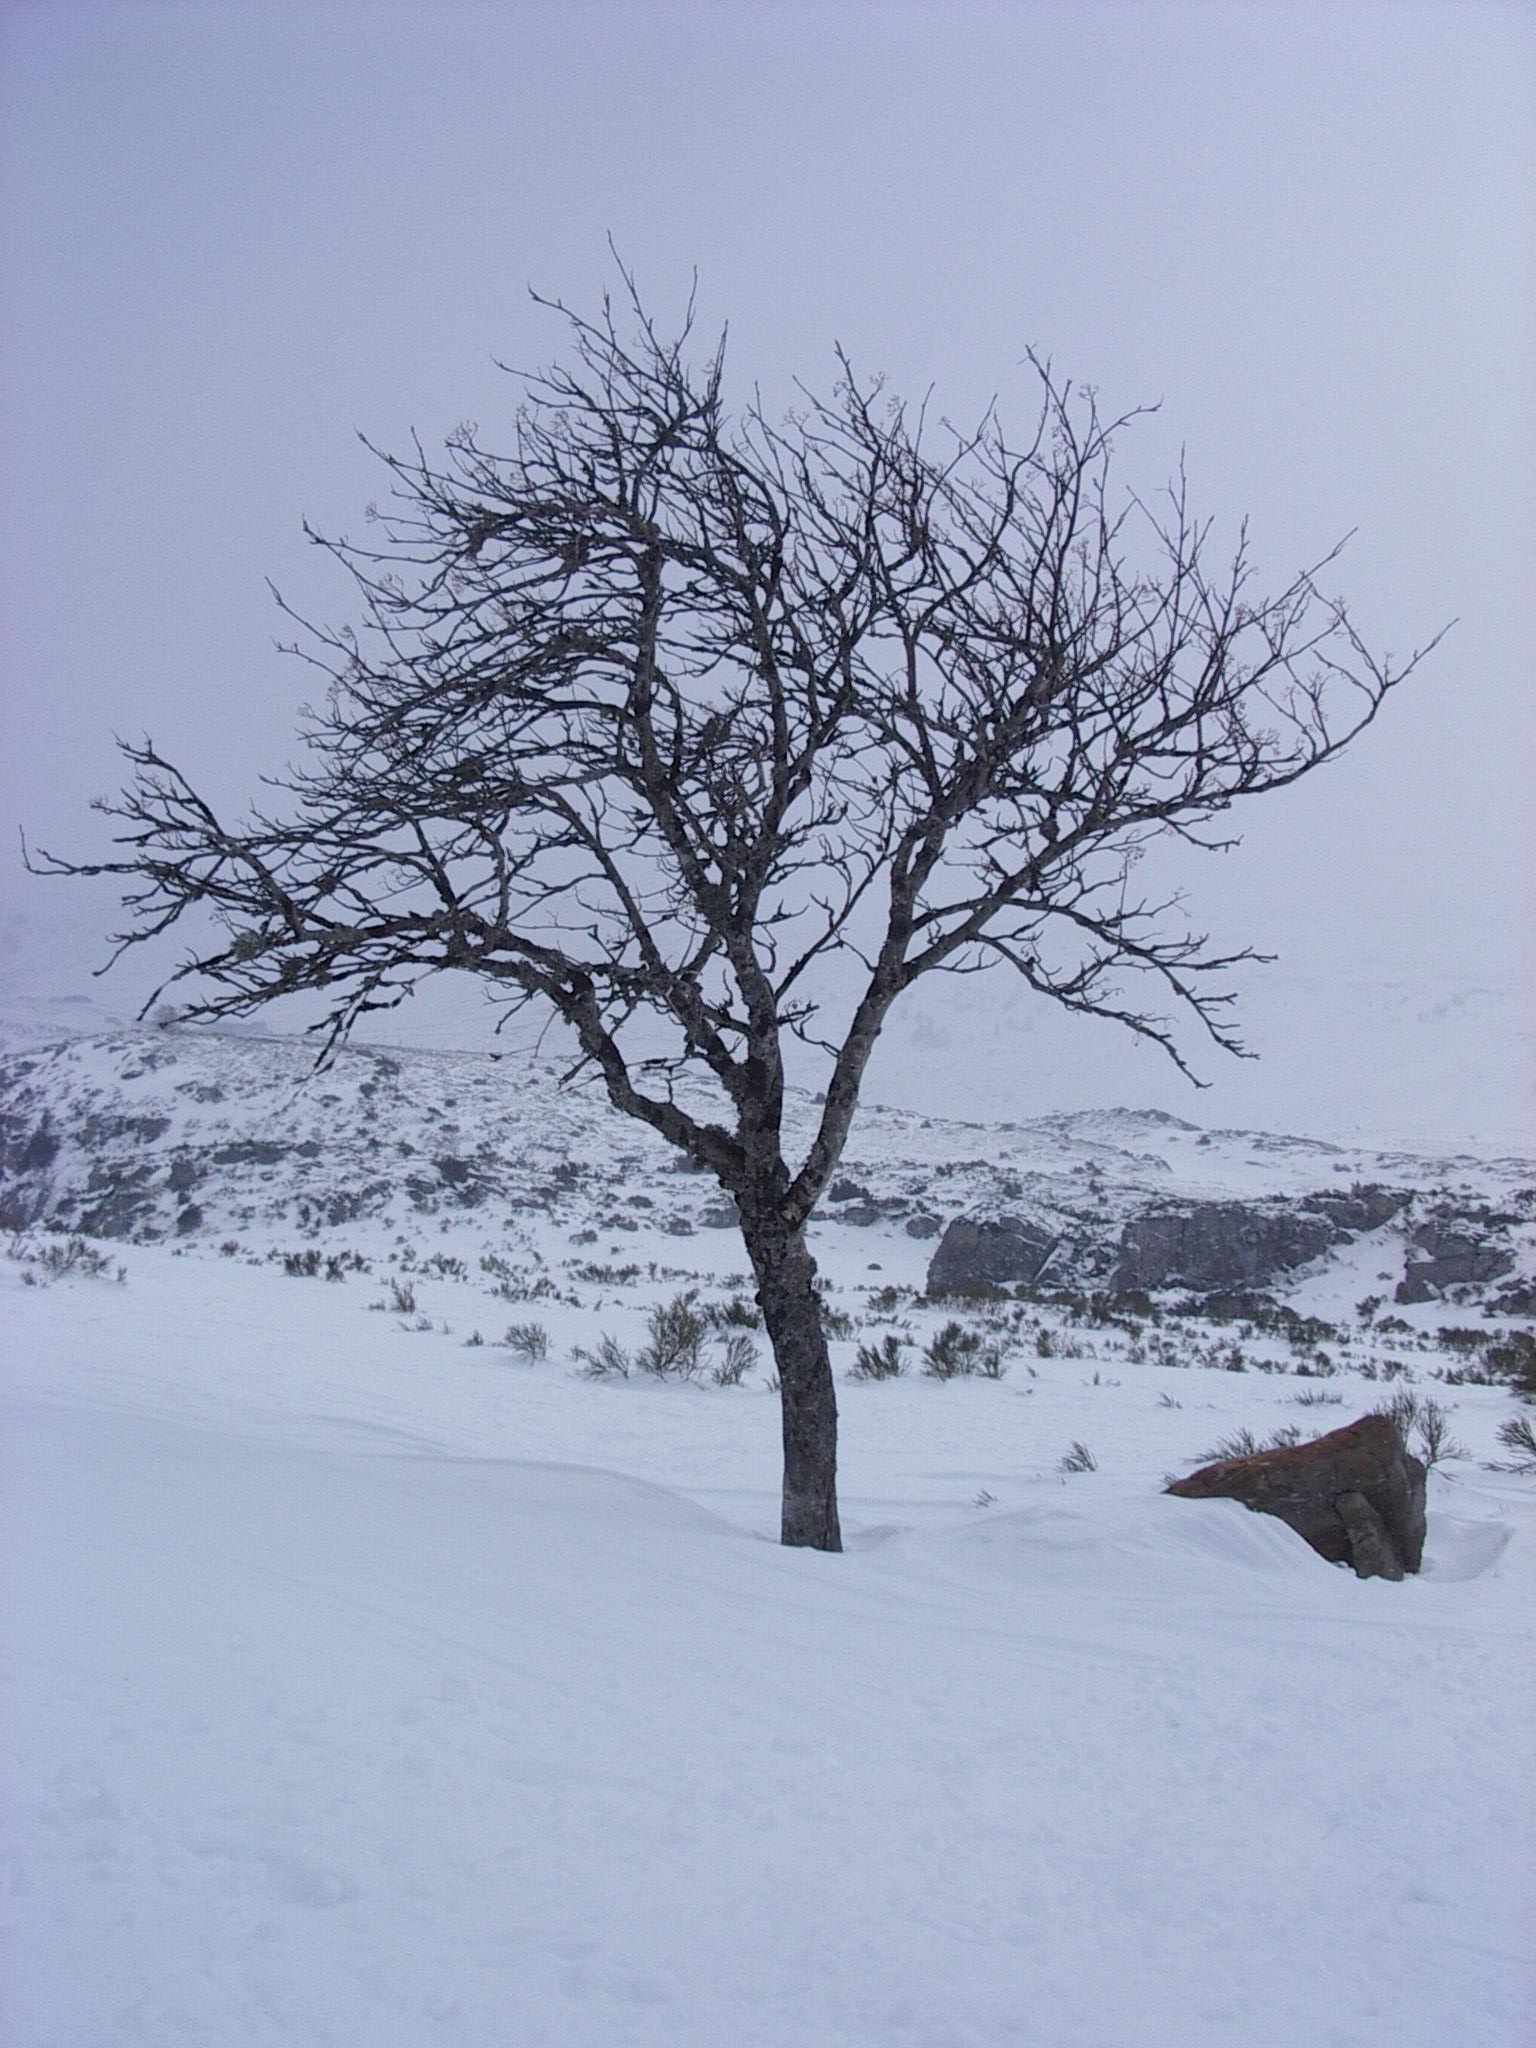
[927,1215,1057,1294]
[1166,1414,1427,1581]
[1298,1185,1410,1234]
[210,1138,290,1168]
[1396,1219,1515,1304]
[833,1193,912,1228]
[0,1113,60,1176]
[1114,1201,1337,1295]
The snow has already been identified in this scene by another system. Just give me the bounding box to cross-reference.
[5,879,1532,1150]
[4,1210,1533,2046]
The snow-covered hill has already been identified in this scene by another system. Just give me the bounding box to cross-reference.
[3,1017,1533,1308]
[4,874,1532,1152]
[3,1014,1534,2047]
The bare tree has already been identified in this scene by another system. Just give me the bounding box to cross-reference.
[32,278,1441,1549]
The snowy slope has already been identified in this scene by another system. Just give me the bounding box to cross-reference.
[3,871,1531,1151]
[867,953,1536,1152]
[4,1266,1533,2048]
[3,1019,1533,1308]
[2,1017,1534,2047]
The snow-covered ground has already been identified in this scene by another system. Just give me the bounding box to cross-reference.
[2,1014,1534,2046]
[0,1253,1531,2044]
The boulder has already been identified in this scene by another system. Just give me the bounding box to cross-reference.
[1114,1200,1337,1294]
[927,1214,1057,1295]
[1166,1413,1426,1580]
[1490,1277,1536,1318]
[1396,1219,1515,1303]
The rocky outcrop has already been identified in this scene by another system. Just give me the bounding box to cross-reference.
[74,1161,162,1239]
[1298,1185,1410,1233]
[927,1215,1058,1295]
[1396,1218,1515,1304]
[1114,1200,1337,1295]
[1166,1414,1427,1580]
[0,1111,60,1177]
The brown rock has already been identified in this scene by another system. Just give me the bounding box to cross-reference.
[1166,1414,1426,1580]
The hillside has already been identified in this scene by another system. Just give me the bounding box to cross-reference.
[3,1013,1534,2047]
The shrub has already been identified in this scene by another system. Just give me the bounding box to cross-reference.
[503,1321,550,1363]
[818,1292,857,1340]
[1437,1325,1491,1355]
[850,1334,907,1381]
[934,1279,1009,1305]
[924,1320,984,1379]
[1414,1397,1468,1470]
[1194,1424,1301,1463]
[1495,1414,1536,1471]
[636,1289,709,1380]
[923,1320,1007,1380]
[1374,1390,1467,1470]
[1208,1426,1261,1459]
[12,1235,126,1285]
[1374,1389,1419,1439]
[574,1333,632,1380]
[1485,1332,1536,1399]
[484,1251,564,1300]
[711,1332,758,1387]
[705,1293,762,1330]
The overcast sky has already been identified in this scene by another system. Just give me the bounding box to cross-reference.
[2,1,1531,1134]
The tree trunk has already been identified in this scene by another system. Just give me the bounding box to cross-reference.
[743,1219,842,1552]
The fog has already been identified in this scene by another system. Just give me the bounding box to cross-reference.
[2,1,1530,1140]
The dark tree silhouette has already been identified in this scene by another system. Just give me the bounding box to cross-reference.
[33,280,1440,1549]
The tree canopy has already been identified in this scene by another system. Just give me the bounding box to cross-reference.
[35,277,1441,1545]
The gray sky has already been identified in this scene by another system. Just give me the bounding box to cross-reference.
[2,0,1531,1134]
